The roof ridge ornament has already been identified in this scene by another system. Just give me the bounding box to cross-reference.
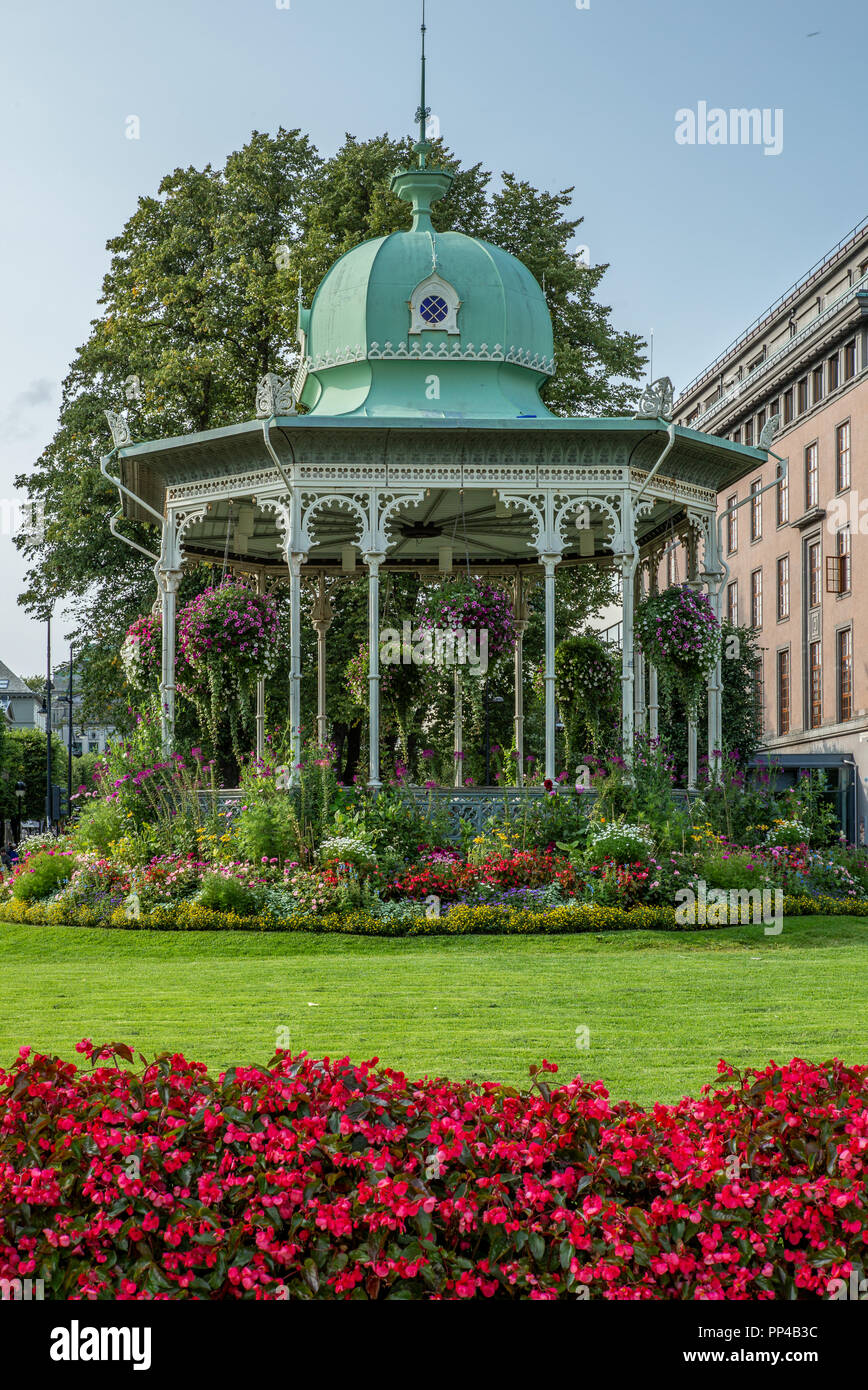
[104,409,132,449]
[255,373,297,418]
[634,377,675,421]
[758,412,782,451]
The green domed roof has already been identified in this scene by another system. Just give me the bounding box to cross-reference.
[297,168,555,420]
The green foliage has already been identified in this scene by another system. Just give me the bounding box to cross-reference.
[0,728,67,823]
[555,633,619,761]
[234,798,304,867]
[16,128,643,760]
[196,873,256,916]
[71,800,129,856]
[11,850,77,902]
[584,820,655,867]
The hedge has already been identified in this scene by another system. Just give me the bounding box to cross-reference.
[0,894,866,935]
[1,1046,865,1299]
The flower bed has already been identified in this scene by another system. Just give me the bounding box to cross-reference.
[1,894,866,935]
[0,1047,865,1300]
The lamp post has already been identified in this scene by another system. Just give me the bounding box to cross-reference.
[45,614,53,829]
[14,781,25,842]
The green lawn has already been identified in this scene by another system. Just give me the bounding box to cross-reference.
[1,917,866,1104]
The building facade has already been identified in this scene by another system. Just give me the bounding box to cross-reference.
[674,216,868,838]
[0,659,40,729]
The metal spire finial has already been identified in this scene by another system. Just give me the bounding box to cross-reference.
[413,0,432,168]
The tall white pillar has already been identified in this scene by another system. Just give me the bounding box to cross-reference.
[254,571,266,762]
[540,554,561,783]
[619,551,635,761]
[158,568,181,756]
[310,573,333,748]
[288,551,303,779]
[648,664,659,739]
[365,553,383,790]
[452,669,463,787]
[513,575,529,787]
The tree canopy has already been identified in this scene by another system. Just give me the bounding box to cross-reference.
[15,128,645,738]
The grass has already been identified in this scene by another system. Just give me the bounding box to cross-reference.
[1,916,866,1104]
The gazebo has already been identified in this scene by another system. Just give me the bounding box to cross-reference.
[100,90,774,806]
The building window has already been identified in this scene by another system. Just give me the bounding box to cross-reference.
[750,478,763,540]
[666,545,678,587]
[776,460,789,525]
[726,495,738,554]
[783,388,794,424]
[844,340,856,380]
[744,419,754,447]
[828,354,840,391]
[809,641,822,728]
[768,396,779,422]
[727,580,739,627]
[777,649,790,735]
[836,420,851,492]
[732,428,741,444]
[777,555,790,620]
[826,526,852,594]
[808,540,822,608]
[805,442,818,510]
[751,568,763,628]
[797,377,808,414]
[813,365,824,404]
[838,628,853,722]
[753,657,764,734]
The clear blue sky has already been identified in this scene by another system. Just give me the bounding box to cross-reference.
[1,0,864,674]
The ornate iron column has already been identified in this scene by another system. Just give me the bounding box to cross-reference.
[365,552,384,790]
[634,562,647,736]
[157,566,182,756]
[512,573,529,787]
[254,570,267,761]
[540,553,561,783]
[287,551,304,777]
[453,669,463,787]
[310,572,334,748]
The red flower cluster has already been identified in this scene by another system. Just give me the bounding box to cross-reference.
[394,849,575,902]
[1,1047,865,1300]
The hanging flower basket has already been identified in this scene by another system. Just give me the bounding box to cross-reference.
[417,578,516,668]
[177,578,282,759]
[635,584,721,717]
[121,614,161,691]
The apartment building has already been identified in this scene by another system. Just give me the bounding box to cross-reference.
[674,216,868,838]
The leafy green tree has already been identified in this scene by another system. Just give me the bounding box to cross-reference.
[16,130,644,752]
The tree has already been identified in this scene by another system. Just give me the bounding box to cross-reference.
[16,130,645,745]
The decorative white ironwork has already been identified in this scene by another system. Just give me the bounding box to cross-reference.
[255,373,297,418]
[634,377,675,420]
[104,409,132,448]
[758,413,782,451]
[305,340,555,376]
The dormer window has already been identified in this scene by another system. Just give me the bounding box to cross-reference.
[409,273,460,335]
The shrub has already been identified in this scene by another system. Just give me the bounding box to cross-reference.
[196,873,256,916]
[71,799,130,856]
[584,820,654,867]
[11,850,77,902]
[765,819,810,848]
[0,1048,865,1300]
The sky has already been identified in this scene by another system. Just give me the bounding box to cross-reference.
[0,0,865,676]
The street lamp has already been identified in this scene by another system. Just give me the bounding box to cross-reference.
[14,780,25,841]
